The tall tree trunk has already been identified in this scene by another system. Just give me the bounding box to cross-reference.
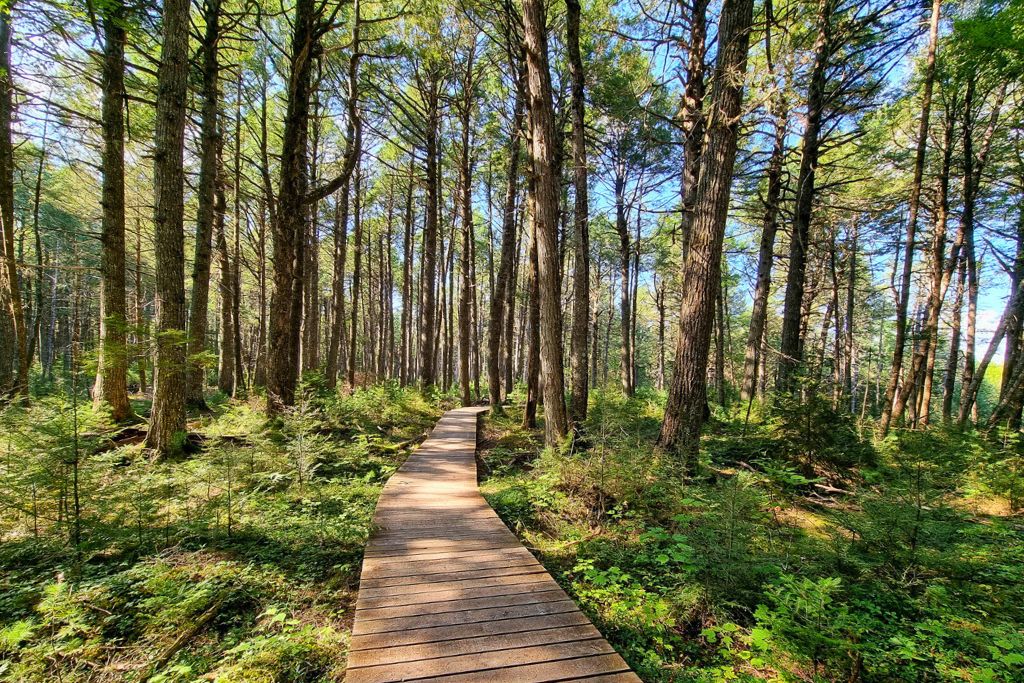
[146,0,191,453]
[457,42,477,407]
[942,255,965,422]
[324,5,362,387]
[400,162,415,385]
[419,68,441,387]
[347,160,364,389]
[613,171,634,397]
[878,0,941,435]
[216,172,235,396]
[488,82,523,411]
[268,0,319,412]
[657,0,754,465]
[186,0,223,410]
[523,182,540,429]
[522,0,569,444]
[740,94,786,401]
[566,0,590,423]
[777,0,831,390]
[892,112,954,426]
[678,0,707,259]
[94,0,133,420]
[0,4,27,398]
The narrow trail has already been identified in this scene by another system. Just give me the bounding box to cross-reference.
[347,406,641,682]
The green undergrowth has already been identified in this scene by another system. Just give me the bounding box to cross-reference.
[0,380,450,682]
[479,389,1024,682]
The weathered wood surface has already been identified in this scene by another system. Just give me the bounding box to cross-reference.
[348,407,640,682]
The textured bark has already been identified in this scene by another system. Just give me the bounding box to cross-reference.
[522,0,569,444]
[0,4,27,398]
[419,68,441,387]
[1001,203,1024,428]
[777,0,831,390]
[324,5,362,388]
[216,186,235,396]
[488,82,523,411]
[523,186,540,430]
[566,0,590,423]
[657,0,754,465]
[347,162,363,389]
[93,0,133,421]
[457,43,477,407]
[186,0,222,409]
[892,114,953,426]
[678,0,707,258]
[942,255,965,422]
[146,0,191,453]
[613,172,634,397]
[740,95,786,401]
[400,163,414,385]
[878,0,941,435]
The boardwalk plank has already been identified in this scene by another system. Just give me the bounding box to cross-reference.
[348,407,640,682]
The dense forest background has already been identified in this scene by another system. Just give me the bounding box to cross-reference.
[1,0,1023,680]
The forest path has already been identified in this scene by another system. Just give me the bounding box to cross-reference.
[346,406,641,682]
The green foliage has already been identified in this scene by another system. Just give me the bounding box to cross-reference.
[481,392,1024,682]
[0,386,444,681]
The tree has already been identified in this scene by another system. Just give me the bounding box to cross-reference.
[93,0,133,421]
[658,0,755,465]
[522,0,568,445]
[186,0,224,410]
[146,0,192,453]
[566,0,590,424]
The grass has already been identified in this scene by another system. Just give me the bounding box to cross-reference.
[479,389,1024,682]
[0,380,451,682]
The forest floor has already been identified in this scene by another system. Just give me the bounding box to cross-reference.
[0,384,454,682]
[479,390,1024,682]
[2,384,1023,682]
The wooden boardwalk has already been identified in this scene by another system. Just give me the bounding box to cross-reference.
[347,407,641,683]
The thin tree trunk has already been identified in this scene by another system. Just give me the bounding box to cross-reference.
[740,95,786,401]
[347,160,363,389]
[186,0,223,409]
[0,4,27,398]
[566,0,590,423]
[777,0,832,390]
[878,0,941,435]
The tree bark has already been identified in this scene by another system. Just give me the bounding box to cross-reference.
[186,0,223,410]
[522,0,569,444]
[457,42,477,407]
[740,95,786,401]
[94,0,133,421]
[268,0,320,412]
[146,0,191,453]
[877,0,941,435]
[0,4,27,398]
[419,67,441,387]
[324,4,362,388]
[777,0,831,390]
[657,0,754,466]
[566,0,590,423]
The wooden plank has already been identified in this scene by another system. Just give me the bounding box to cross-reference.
[345,639,615,683]
[348,407,639,682]
[355,577,563,612]
[351,598,580,636]
[406,653,635,682]
[349,611,593,651]
[346,624,603,669]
